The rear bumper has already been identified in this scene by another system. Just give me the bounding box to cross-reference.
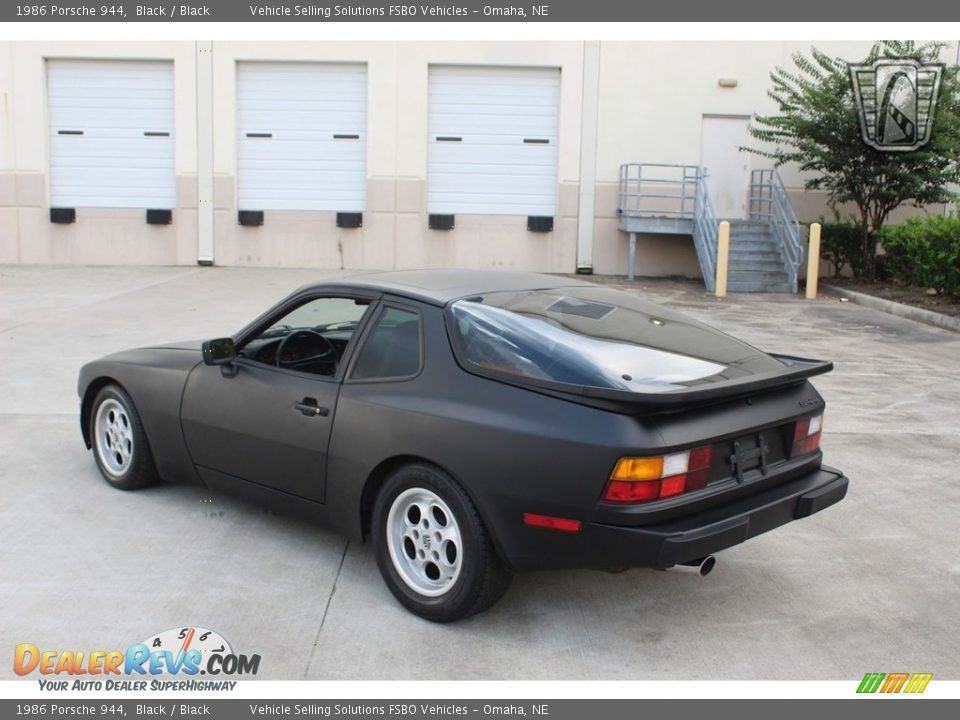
[507,465,848,571]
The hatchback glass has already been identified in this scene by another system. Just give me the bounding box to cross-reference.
[448,287,785,393]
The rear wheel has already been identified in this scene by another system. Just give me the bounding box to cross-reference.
[89,385,159,490]
[372,463,512,622]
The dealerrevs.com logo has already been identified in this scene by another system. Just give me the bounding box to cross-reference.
[14,626,259,691]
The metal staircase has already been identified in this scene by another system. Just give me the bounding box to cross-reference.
[617,163,801,293]
[745,168,802,293]
[726,221,794,293]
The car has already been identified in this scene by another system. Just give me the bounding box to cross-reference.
[78,269,848,622]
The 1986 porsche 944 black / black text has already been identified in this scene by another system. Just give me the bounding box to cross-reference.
[79,270,848,621]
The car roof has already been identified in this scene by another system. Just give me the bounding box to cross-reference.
[304,269,596,306]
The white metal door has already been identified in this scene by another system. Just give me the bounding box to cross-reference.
[47,60,175,208]
[427,65,560,216]
[700,116,752,219]
[237,62,367,212]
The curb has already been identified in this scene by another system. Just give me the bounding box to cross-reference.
[821,283,960,335]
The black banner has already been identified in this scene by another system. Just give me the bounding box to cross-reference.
[2,0,959,22]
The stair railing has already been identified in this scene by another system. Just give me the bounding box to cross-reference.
[615,163,720,292]
[618,163,700,219]
[693,170,719,293]
[748,168,802,292]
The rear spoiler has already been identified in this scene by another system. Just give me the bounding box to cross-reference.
[475,354,833,415]
[574,354,833,412]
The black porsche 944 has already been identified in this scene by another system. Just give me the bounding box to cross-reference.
[78,269,848,621]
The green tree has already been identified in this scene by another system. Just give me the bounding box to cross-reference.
[747,41,960,281]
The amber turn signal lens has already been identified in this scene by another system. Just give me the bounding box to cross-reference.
[610,456,663,482]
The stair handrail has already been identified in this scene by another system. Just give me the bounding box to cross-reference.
[693,169,719,293]
[618,163,700,219]
[616,162,719,292]
[749,168,802,291]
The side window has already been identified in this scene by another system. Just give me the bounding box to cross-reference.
[351,306,422,380]
[238,296,371,376]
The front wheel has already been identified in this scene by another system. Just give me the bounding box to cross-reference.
[372,464,512,622]
[89,384,160,490]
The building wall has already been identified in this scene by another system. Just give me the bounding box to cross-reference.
[590,41,883,277]
[207,41,583,272]
[1,40,953,275]
[0,41,198,265]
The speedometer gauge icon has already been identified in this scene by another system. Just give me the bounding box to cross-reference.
[140,626,233,673]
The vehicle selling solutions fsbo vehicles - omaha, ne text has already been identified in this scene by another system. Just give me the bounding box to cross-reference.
[78,270,849,621]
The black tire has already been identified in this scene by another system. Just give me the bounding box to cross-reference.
[88,384,160,491]
[372,463,512,622]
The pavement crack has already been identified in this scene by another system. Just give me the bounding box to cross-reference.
[303,539,349,679]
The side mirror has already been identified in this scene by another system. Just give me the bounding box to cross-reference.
[202,337,236,366]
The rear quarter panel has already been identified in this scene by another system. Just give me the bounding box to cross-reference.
[328,304,660,561]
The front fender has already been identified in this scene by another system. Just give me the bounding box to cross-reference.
[78,346,204,485]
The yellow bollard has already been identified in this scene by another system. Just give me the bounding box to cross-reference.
[715,221,730,298]
[806,222,822,299]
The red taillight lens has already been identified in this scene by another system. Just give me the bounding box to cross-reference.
[685,445,713,492]
[792,415,823,458]
[659,475,686,498]
[522,513,582,533]
[604,479,661,502]
[603,445,713,503]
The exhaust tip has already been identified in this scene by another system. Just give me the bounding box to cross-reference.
[675,555,716,576]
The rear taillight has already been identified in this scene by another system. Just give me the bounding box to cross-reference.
[603,445,714,503]
[792,414,823,458]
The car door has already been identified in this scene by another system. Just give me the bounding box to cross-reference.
[180,293,377,504]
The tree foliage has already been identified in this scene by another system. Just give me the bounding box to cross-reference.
[748,41,960,280]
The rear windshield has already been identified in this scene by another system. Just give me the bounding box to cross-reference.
[448,287,785,393]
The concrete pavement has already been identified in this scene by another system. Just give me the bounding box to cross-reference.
[1,266,958,680]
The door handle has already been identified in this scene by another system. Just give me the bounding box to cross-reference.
[294,398,329,417]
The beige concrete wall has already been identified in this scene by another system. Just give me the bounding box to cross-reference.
[0,40,584,270]
[207,41,583,270]
[208,178,578,273]
[0,41,197,265]
[1,39,955,276]
[591,180,702,277]
[590,41,883,277]
[788,189,948,226]
[592,41,892,184]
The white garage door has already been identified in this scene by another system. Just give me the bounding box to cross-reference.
[47,60,175,209]
[237,63,367,212]
[428,65,560,216]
